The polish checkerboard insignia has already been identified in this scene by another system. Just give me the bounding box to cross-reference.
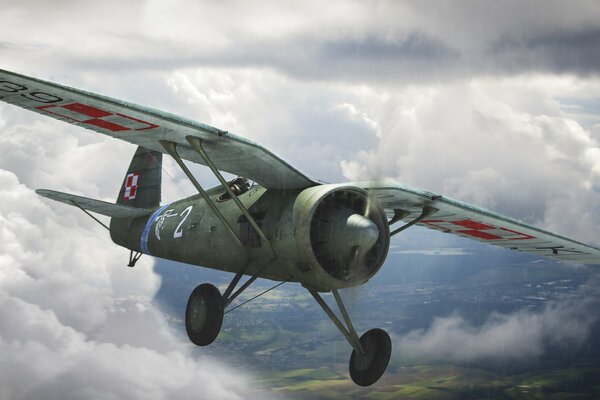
[124,172,140,200]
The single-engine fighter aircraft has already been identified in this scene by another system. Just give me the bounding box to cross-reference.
[2,69,600,386]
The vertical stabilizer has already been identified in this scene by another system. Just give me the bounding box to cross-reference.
[117,146,162,209]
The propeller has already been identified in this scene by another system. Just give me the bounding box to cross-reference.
[310,189,388,283]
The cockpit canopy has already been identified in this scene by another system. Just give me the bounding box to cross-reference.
[217,177,251,202]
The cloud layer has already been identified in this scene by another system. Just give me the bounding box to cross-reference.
[0,114,271,398]
[0,1,599,397]
[395,290,599,364]
[339,76,600,245]
[1,1,599,82]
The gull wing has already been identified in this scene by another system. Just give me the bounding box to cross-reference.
[36,189,152,218]
[0,69,316,190]
[361,181,600,265]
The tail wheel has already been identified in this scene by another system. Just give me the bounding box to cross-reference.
[349,328,392,386]
[185,283,224,346]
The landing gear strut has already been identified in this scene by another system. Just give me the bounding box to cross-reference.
[163,138,276,347]
[185,262,271,346]
[308,288,392,386]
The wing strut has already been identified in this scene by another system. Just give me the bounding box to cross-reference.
[160,139,277,311]
[186,136,275,258]
[159,140,246,250]
[390,206,438,237]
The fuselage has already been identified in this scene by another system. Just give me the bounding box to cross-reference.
[110,183,298,282]
[110,182,391,291]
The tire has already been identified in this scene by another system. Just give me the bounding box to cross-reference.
[185,283,224,346]
[349,328,392,386]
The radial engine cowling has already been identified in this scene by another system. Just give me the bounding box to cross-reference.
[290,184,390,290]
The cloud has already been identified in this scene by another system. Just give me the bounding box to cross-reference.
[0,113,275,398]
[395,289,599,364]
[339,76,600,246]
[0,291,255,400]
[489,28,600,77]
[1,1,599,82]
[162,67,380,183]
[0,1,599,396]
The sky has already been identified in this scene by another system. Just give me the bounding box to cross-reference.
[1,1,600,398]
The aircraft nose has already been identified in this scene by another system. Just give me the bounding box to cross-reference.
[344,213,379,251]
[329,213,380,259]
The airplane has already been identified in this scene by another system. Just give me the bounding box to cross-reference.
[1,68,599,386]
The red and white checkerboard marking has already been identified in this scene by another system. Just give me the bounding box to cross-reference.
[124,172,140,200]
[37,102,158,132]
[421,219,535,241]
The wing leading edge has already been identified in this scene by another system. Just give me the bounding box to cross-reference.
[360,181,600,265]
[0,69,317,190]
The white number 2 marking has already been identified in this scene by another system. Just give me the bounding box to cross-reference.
[174,206,193,238]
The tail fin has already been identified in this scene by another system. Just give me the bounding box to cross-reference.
[117,146,162,209]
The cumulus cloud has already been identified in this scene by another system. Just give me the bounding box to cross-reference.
[0,1,599,396]
[0,292,254,400]
[339,76,600,245]
[0,112,274,398]
[163,68,378,183]
[395,290,599,364]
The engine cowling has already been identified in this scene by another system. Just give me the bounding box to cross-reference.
[286,184,390,290]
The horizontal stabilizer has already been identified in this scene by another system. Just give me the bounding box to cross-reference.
[36,189,152,218]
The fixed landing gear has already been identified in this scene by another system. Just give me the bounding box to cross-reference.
[185,283,224,346]
[308,288,391,386]
[165,137,277,348]
[184,278,391,386]
[185,262,270,346]
[349,328,392,386]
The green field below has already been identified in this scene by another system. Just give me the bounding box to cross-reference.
[156,258,600,399]
[255,362,600,399]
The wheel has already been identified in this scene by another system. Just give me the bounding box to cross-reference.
[185,283,224,346]
[349,328,392,386]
